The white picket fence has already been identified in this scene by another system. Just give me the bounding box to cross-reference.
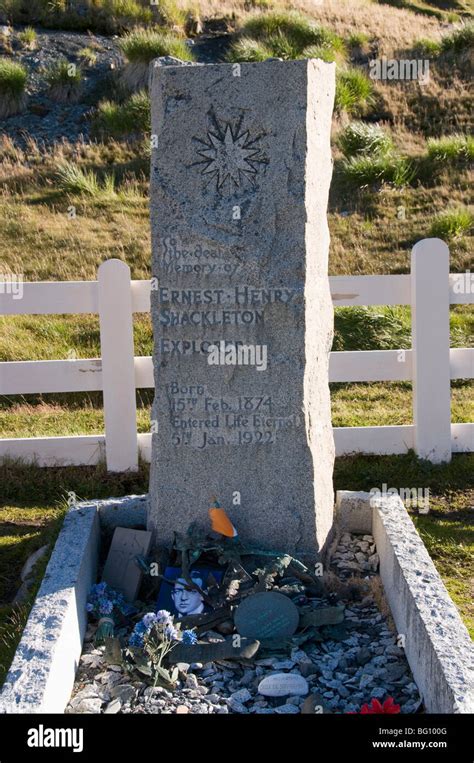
[0,238,472,471]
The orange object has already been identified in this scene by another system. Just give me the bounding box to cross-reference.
[209,499,237,538]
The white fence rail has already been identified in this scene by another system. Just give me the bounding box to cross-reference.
[0,239,473,471]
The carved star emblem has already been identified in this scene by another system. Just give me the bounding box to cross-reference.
[194,119,267,191]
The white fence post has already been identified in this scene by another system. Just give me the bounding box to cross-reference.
[98,259,138,472]
[411,238,451,463]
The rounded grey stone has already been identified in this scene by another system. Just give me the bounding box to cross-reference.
[257,673,309,698]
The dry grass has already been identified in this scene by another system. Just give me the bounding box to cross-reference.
[0,190,150,281]
[328,182,473,275]
[192,0,444,51]
[375,74,473,137]
[323,569,371,600]
[0,137,150,281]
[368,576,396,631]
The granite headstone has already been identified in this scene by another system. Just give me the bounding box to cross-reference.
[148,59,336,557]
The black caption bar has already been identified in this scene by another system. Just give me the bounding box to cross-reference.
[0,713,472,760]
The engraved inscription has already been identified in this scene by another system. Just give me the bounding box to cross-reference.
[193,115,268,192]
[165,383,302,449]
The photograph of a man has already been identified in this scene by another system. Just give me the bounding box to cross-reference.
[171,574,205,616]
[157,566,223,618]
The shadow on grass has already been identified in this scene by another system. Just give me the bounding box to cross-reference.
[0,459,150,509]
[334,450,474,493]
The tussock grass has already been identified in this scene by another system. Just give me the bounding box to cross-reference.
[148,0,187,30]
[427,133,474,165]
[333,306,411,351]
[93,91,150,138]
[430,207,473,240]
[0,0,22,22]
[119,28,194,90]
[241,10,343,49]
[412,36,442,55]
[338,122,394,159]
[55,161,143,202]
[0,58,27,118]
[335,67,374,116]
[340,154,416,189]
[337,123,418,189]
[300,43,345,63]
[241,0,276,9]
[42,59,83,103]
[227,10,346,62]
[55,163,101,196]
[347,31,370,48]
[0,58,27,96]
[241,10,322,45]
[17,26,37,50]
[100,0,153,26]
[226,37,273,62]
[77,46,98,67]
[119,28,192,63]
[440,21,474,53]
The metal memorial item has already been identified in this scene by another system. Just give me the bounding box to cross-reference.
[148,59,336,558]
[234,591,300,640]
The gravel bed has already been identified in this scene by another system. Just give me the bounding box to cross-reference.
[66,532,422,715]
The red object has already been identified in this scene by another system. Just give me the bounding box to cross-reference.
[359,697,401,714]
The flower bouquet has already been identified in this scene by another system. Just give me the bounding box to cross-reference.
[86,582,135,645]
[127,609,197,689]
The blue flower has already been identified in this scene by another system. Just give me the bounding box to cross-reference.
[129,632,144,648]
[181,630,198,645]
[135,620,148,635]
[86,603,94,612]
[142,613,158,628]
[156,609,172,624]
[95,582,107,595]
[164,624,179,641]
[99,599,113,615]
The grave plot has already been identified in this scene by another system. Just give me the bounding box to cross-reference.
[65,520,421,715]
